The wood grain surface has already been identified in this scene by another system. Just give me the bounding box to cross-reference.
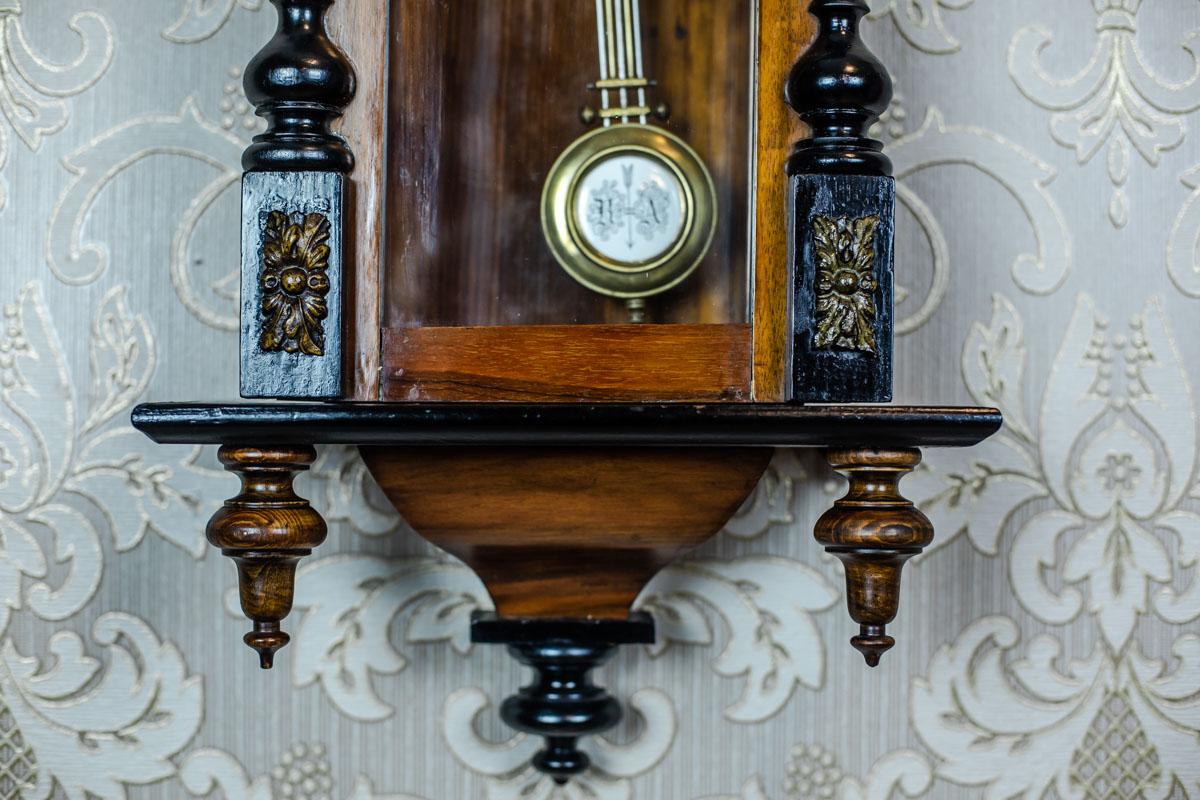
[752,0,816,401]
[814,447,933,666]
[328,0,388,399]
[206,445,328,668]
[362,446,772,618]
[381,323,751,402]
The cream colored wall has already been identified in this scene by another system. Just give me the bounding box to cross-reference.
[1,0,1198,798]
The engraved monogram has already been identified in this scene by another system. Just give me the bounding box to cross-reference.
[259,210,331,356]
[586,162,672,250]
[812,214,880,353]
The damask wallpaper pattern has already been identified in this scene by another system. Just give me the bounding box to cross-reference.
[0,0,1198,798]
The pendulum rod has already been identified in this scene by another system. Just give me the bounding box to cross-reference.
[593,0,650,124]
[611,0,628,120]
[597,1,614,125]
[629,0,647,120]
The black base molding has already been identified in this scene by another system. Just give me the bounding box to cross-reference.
[131,402,1001,448]
[471,612,656,784]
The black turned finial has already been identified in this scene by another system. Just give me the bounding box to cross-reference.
[473,613,656,784]
[503,641,623,783]
[786,0,893,177]
[243,0,356,173]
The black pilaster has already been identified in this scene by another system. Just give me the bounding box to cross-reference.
[472,613,656,784]
[240,0,355,400]
[787,0,895,403]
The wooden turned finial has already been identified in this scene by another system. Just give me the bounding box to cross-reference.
[786,0,893,177]
[814,448,931,666]
[472,613,656,784]
[207,445,327,668]
[502,641,623,784]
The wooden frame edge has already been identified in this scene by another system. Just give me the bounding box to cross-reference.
[329,0,388,401]
[751,0,814,402]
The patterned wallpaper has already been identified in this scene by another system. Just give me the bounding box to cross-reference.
[0,0,1198,798]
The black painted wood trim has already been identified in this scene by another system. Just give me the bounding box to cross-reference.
[472,612,657,645]
[243,0,356,174]
[786,0,892,177]
[131,403,1002,448]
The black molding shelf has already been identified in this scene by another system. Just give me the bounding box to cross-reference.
[132,403,1001,448]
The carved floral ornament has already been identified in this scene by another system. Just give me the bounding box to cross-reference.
[260,210,332,356]
[812,215,880,353]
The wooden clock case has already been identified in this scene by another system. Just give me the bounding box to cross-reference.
[132,0,1002,783]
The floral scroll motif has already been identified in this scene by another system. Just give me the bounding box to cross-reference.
[696,749,934,800]
[163,0,264,44]
[1009,0,1200,228]
[1,612,203,799]
[181,742,431,800]
[908,292,1200,652]
[1168,162,1200,297]
[638,556,838,723]
[722,450,807,540]
[868,0,978,56]
[277,552,835,726]
[260,211,332,356]
[880,106,1070,333]
[911,616,1200,798]
[1,282,226,633]
[47,99,245,328]
[0,0,113,213]
[812,215,880,352]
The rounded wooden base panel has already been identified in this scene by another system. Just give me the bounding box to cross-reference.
[361,446,771,619]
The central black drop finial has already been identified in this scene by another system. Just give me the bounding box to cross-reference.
[472,613,656,784]
[503,641,623,783]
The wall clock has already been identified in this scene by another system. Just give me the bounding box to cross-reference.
[132,0,1002,784]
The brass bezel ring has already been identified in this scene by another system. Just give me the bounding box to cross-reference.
[541,124,717,299]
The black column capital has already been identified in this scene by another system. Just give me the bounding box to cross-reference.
[786,0,893,177]
[243,0,356,173]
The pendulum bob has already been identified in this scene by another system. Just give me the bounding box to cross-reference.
[206,445,328,668]
[813,447,932,666]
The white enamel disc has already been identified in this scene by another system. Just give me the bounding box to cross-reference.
[572,153,688,268]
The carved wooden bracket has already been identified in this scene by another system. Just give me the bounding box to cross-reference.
[133,403,1000,780]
